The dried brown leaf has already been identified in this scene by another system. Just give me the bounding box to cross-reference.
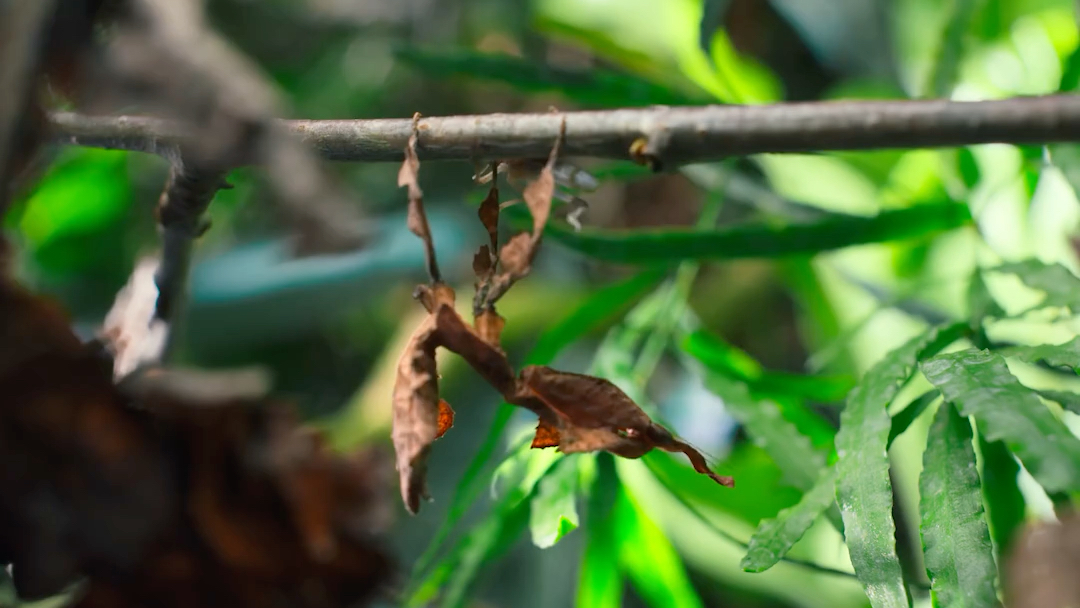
[399,115,439,282]
[391,310,442,514]
[477,181,499,251]
[522,162,554,236]
[498,232,533,278]
[474,309,505,348]
[472,245,492,278]
[519,365,732,486]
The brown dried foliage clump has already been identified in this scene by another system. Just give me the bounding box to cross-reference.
[391,118,733,514]
[0,270,393,607]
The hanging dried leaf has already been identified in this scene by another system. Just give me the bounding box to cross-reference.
[477,179,500,251]
[472,245,493,278]
[392,284,455,514]
[520,365,733,487]
[398,114,440,282]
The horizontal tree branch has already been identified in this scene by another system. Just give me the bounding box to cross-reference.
[50,94,1080,166]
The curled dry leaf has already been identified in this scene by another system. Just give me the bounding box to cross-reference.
[477,180,500,252]
[520,366,734,487]
[391,282,455,514]
[399,114,440,282]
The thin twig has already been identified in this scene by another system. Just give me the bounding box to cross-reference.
[49,94,1080,167]
[103,0,370,254]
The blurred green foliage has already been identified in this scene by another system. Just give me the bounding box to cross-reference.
[8,0,1080,607]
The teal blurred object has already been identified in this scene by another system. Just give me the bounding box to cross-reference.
[183,207,475,354]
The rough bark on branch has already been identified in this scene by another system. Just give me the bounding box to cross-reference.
[50,94,1080,166]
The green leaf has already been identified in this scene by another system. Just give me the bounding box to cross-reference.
[742,386,942,575]
[921,349,1080,494]
[741,467,839,572]
[537,203,971,264]
[408,447,561,608]
[888,391,940,446]
[577,454,623,608]
[1036,389,1080,415]
[530,456,581,548]
[411,269,662,577]
[999,337,1080,371]
[976,432,1025,560]
[683,330,854,403]
[701,373,827,492]
[968,270,1006,323]
[836,323,967,608]
[919,403,1001,608]
[616,486,703,608]
[394,47,705,108]
[927,0,978,97]
[993,260,1080,310]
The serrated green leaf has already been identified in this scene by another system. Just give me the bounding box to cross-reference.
[701,373,827,491]
[836,323,967,608]
[412,269,662,578]
[999,337,1080,371]
[616,486,703,608]
[530,456,581,548]
[888,391,940,446]
[993,260,1080,310]
[976,432,1025,560]
[921,349,1080,494]
[968,270,1006,323]
[394,47,705,108]
[683,330,854,403]
[919,403,1000,608]
[536,203,971,263]
[743,387,942,575]
[1036,389,1080,415]
[741,467,839,572]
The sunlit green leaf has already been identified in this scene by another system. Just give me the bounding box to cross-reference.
[577,454,622,608]
[888,391,939,446]
[743,382,940,574]
[919,403,1000,608]
[922,349,1080,494]
[928,0,978,97]
[683,330,855,403]
[409,446,561,608]
[968,270,1006,323]
[741,467,839,573]
[976,432,1026,560]
[836,323,967,608]
[394,47,705,107]
[535,203,971,264]
[1036,389,1080,415]
[616,486,703,608]
[530,456,581,548]
[999,337,1080,371]
[701,373,827,492]
[993,260,1080,310]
